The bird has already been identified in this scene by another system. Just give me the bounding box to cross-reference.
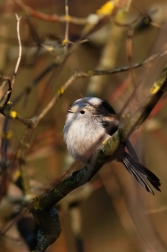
[63,97,161,195]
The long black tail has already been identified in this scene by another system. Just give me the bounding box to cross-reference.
[121,152,161,195]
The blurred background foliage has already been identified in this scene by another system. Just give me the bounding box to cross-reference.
[0,0,167,251]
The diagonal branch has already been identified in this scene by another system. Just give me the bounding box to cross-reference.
[32,63,167,252]
[14,0,87,25]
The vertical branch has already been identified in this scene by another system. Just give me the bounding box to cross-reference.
[64,0,69,52]
[11,14,22,89]
[125,0,133,12]
[126,26,136,86]
[0,13,22,200]
[14,14,22,74]
[86,4,128,96]
[0,14,22,107]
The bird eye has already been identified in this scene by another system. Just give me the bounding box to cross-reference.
[80,110,85,114]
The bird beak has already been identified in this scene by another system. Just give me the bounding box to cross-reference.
[68,109,73,113]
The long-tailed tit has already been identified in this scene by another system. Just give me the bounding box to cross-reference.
[63,97,161,195]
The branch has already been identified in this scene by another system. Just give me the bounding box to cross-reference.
[1,45,166,129]
[0,14,22,114]
[14,0,87,25]
[63,0,70,52]
[34,71,79,127]
[32,46,167,129]
[31,64,167,251]
[13,14,22,83]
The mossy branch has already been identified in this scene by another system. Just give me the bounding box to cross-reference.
[31,64,167,252]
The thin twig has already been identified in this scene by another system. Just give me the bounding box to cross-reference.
[14,0,87,25]
[12,63,56,105]
[35,71,79,127]
[1,45,165,128]
[125,0,133,12]
[126,26,136,86]
[6,46,167,128]
[11,14,22,90]
[33,46,167,128]
[14,14,22,77]
[64,0,69,52]
[84,46,167,77]
[0,14,22,111]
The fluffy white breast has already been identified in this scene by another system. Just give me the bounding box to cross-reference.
[64,112,109,163]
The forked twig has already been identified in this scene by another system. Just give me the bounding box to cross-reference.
[0,14,22,112]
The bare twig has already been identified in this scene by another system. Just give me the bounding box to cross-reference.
[126,26,136,86]
[0,14,22,111]
[11,46,167,109]
[64,0,70,52]
[84,46,167,77]
[13,14,22,80]
[12,63,56,105]
[125,0,133,12]
[33,46,167,128]
[14,0,87,25]
[1,44,165,128]
[11,13,22,90]
[35,71,79,127]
